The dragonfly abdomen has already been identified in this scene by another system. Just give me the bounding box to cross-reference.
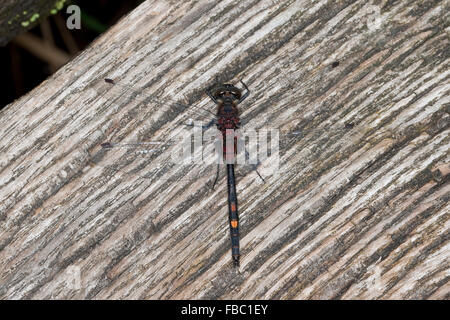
[226,163,240,267]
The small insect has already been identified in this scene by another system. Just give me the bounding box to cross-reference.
[345,122,355,129]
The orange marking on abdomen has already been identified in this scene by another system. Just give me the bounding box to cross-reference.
[231,219,238,228]
[231,202,236,212]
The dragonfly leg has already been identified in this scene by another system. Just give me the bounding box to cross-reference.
[212,163,220,189]
[184,118,217,130]
[253,165,266,183]
[203,118,217,130]
[206,88,219,104]
[238,80,250,104]
[244,148,265,183]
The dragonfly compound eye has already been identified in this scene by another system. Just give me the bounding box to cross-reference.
[214,84,242,100]
[231,91,241,100]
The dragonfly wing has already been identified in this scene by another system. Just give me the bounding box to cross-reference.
[236,124,373,148]
[95,78,215,124]
[229,124,385,179]
[91,139,220,182]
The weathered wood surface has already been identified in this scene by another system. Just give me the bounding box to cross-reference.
[0,0,449,299]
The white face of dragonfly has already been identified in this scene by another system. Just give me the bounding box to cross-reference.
[213,83,242,102]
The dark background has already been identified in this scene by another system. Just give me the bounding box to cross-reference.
[1,0,144,110]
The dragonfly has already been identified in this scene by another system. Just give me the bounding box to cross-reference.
[101,78,269,267]
[92,77,365,268]
[204,80,251,267]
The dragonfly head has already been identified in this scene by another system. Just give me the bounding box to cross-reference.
[212,83,242,102]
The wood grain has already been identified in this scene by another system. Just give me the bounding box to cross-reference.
[0,0,449,299]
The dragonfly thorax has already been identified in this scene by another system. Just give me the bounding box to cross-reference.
[217,99,239,131]
[223,103,234,112]
[217,116,240,131]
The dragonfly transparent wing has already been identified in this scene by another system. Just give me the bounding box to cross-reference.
[91,124,378,182]
[90,134,222,183]
[94,78,216,126]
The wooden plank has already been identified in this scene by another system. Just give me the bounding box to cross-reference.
[0,0,448,299]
